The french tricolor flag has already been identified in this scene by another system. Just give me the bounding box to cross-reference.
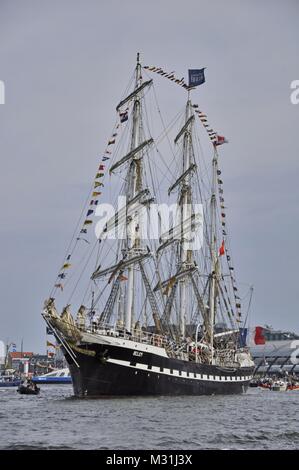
[240,326,266,347]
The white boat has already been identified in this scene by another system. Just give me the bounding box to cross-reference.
[271,380,288,392]
[32,368,71,384]
[0,374,21,388]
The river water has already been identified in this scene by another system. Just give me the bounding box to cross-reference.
[0,385,298,450]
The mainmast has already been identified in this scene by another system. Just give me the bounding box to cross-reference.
[157,93,203,341]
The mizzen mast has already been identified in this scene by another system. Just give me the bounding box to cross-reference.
[208,146,219,363]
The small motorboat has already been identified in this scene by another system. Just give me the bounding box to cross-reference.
[249,379,260,387]
[287,383,299,391]
[270,380,288,392]
[17,383,40,395]
[259,382,272,390]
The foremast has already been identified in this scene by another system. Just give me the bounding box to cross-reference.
[178,97,193,338]
[125,53,143,332]
[92,53,157,333]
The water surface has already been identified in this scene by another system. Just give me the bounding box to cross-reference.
[0,385,298,449]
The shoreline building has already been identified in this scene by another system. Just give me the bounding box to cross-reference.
[250,327,299,375]
[0,340,5,370]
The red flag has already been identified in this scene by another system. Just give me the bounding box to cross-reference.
[219,240,225,256]
[214,135,228,146]
[254,326,265,345]
[98,164,105,171]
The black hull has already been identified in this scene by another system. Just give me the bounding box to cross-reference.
[61,342,254,398]
[17,385,40,395]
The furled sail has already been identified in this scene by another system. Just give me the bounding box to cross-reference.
[91,252,151,280]
[153,266,197,292]
[168,163,197,195]
[109,138,154,174]
[174,115,194,144]
[159,212,202,245]
[99,189,152,239]
[116,79,153,111]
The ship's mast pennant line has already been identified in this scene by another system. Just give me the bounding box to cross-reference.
[193,106,228,148]
[143,65,228,149]
[143,66,187,89]
[216,161,242,320]
[143,65,206,91]
[51,112,124,295]
[51,71,153,295]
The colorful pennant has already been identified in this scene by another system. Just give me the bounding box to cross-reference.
[219,240,225,256]
[119,109,128,123]
[192,106,228,149]
[143,65,189,90]
[54,283,63,291]
[62,263,71,269]
[216,162,242,320]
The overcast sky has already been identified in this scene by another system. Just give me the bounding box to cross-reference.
[0,0,298,353]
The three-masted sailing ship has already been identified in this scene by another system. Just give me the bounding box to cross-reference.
[42,54,255,397]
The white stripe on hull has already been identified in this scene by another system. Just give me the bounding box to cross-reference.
[107,358,253,382]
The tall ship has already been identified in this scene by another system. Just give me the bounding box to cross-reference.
[42,55,255,397]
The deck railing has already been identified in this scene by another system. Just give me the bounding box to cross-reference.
[84,322,169,349]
